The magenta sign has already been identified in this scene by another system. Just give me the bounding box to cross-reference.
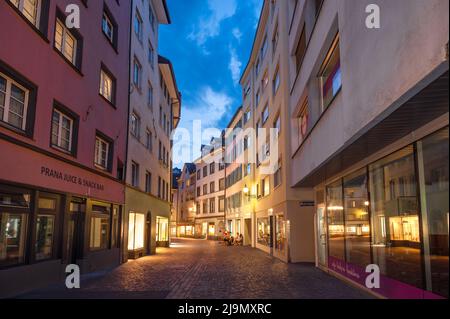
[328,256,444,299]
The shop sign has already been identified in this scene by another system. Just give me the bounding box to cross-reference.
[40,166,105,191]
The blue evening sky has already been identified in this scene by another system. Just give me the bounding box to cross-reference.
[159,0,263,164]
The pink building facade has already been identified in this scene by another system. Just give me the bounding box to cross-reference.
[0,0,131,297]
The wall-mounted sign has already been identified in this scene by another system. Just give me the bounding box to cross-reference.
[300,201,315,207]
[40,166,105,191]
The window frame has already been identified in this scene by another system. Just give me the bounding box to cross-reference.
[50,100,79,156]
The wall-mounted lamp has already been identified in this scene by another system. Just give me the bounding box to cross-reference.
[243,184,257,199]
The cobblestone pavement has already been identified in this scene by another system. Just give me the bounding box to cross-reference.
[21,238,372,299]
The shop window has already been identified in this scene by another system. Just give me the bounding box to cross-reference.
[417,127,449,298]
[257,217,271,246]
[326,180,345,261]
[208,224,215,237]
[319,34,341,111]
[90,205,110,251]
[128,212,145,251]
[0,211,27,267]
[156,216,169,242]
[111,206,119,249]
[35,214,55,261]
[369,145,423,290]
[343,169,371,268]
[275,215,286,253]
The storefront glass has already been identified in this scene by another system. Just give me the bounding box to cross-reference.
[257,217,270,246]
[0,190,29,267]
[128,212,145,251]
[343,169,371,268]
[156,216,169,242]
[417,128,449,298]
[35,215,55,261]
[275,215,286,253]
[326,180,345,260]
[208,223,215,236]
[0,212,27,266]
[369,145,423,290]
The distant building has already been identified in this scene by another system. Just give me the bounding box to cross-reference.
[175,163,197,237]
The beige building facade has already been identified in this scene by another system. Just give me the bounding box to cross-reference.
[288,0,448,299]
[194,138,226,240]
[124,0,181,260]
[175,163,197,237]
[233,0,315,262]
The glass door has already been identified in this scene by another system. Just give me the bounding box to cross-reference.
[317,205,328,266]
[67,200,85,264]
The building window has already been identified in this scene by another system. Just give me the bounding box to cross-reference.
[219,196,225,212]
[319,34,341,110]
[219,178,225,191]
[209,198,215,214]
[244,109,251,125]
[261,70,269,92]
[134,10,143,42]
[0,72,29,131]
[369,145,422,290]
[210,181,215,193]
[262,104,269,124]
[10,0,41,27]
[257,217,270,246]
[90,205,110,251]
[274,160,282,188]
[35,196,57,261]
[202,200,208,214]
[343,169,371,268]
[416,127,449,298]
[203,184,208,195]
[210,163,215,174]
[99,67,116,104]
[203,166,207,178]
[147,83,153,109]
[255,89,260,107]
[133,58,142,89]
[149,4,156,31]
[146,129,152,151]
[145,171,152,193]
[262,176,270,197]
[131,161,139,187]
[51,108,74,153]
[243,82,251,100]
[261,35,268,60]
[275,215,286,253]
[274,114,281,138]
[272,23,279,57]
[128,212,145,251]
[273,66,280,95]
[298,99,309,143]
[255,57,260,77]
[94,135,110,170]
[156,217,169,242]
[148,41,154,68]
[0,188,30,267]
[295,24,306,74]
[55,19,77,65]
[102,8,117,47]
[197,170,201,180]
[326,180,345,261]
[130,112,140,138]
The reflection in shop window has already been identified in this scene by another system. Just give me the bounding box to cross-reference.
[257,217,271,246]
[327,180,345,261]
[343,169,371,268]
[156,216,169,242]
[369,145,423,290]
[35,215,55,261]
[417,127,449,298]
[128,212,145,251]
[0,212,27,266]
[90,205,111,251]
[275,215,286,253]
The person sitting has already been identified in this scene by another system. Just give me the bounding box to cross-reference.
[234,233,243,246]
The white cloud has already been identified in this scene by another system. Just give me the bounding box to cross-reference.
[178,86,233,129]
[188,0,237,48]
[173,87,233,164]
[232,28,242,42]
[228,47,242,86]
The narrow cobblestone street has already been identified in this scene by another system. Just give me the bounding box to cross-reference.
[21,238,372,299]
